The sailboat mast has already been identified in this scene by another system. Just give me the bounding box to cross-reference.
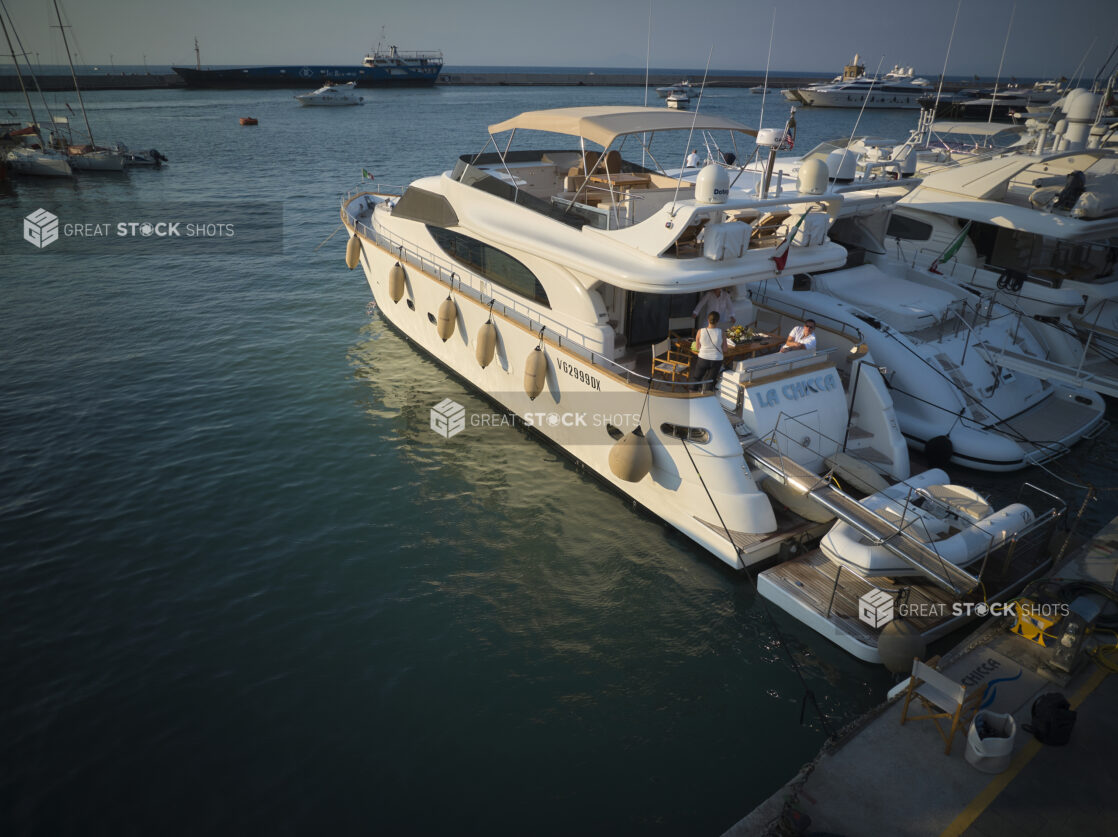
[0,9,41,140]
[52,0,94,145]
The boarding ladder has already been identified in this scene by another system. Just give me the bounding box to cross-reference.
[742,435,981,595]
[973,341,1118,400]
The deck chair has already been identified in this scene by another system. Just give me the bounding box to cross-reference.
[668,316,695,341]
[673,222,706,256]
[749,211,790,247]
[651,338,691,384]
[603,149,623,174]
[900,659,987,755]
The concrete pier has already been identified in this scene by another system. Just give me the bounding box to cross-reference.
[727,515,1118,837]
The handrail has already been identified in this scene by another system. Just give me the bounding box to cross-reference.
[749,291,866,345]
[736,346,839,383]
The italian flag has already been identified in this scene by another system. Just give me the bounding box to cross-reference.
[771,210,810,273]
[929,221,972,274]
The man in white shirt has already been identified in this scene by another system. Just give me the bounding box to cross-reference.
[692,287,735,327]
[685,149,700,168]
[780,319,817,353]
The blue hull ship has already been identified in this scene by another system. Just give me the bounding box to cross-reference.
[173,46,442,89]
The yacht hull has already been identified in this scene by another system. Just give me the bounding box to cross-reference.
[5,148,72,177]
[68,150,126,171]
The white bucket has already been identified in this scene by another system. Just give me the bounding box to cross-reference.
[965,710,1017,773]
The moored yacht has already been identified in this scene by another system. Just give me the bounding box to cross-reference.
[785,55,932,109]
[709,121,1108,471]
[881,90,1118,395]
[339,106,912,569]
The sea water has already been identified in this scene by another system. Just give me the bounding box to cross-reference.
[1,83,1114,834]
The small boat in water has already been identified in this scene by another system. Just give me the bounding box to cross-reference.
[239,117,259,126]
[665,91,689,109]
[110,143,168,167]
[295,80,365,106]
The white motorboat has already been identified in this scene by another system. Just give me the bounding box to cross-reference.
[339,105,913,570]
[784,55,932,109]
[295,80,365,107]
[750,86,776,95]
[715,122,1108,471]
[757,469,1064,663]
[665,91,689,109]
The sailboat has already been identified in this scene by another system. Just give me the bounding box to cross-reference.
[49,0,124,171]
[0,9,71,177]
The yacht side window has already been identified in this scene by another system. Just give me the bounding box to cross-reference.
[427,226,551,308]
[886,214,934,241]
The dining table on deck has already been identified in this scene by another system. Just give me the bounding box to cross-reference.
[672,333,785,379]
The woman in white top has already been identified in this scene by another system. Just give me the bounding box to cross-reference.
[693,312,729,390]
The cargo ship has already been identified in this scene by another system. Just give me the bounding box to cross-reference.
[172,44,442,88]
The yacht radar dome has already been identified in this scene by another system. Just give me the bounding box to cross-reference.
[695,163,730,204]
[797,159,829,195]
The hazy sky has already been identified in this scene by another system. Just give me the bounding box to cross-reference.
[4,0,1117,78]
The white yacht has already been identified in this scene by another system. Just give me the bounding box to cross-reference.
[295,81,365,106]
[882,90,1118,395]
[785,55,932,109]
[665,91,689,109]
[716,124,1109,472]
[339,106,912,570]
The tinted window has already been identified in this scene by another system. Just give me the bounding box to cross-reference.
[886,214,934,241]
[427,226,550,307]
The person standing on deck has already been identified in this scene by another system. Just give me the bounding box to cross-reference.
[692,287,735,328]
[693,312,729,391]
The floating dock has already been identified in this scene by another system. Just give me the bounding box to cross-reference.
[726,513,1118,836]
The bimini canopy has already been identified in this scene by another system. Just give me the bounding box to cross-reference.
[488,106,758,148]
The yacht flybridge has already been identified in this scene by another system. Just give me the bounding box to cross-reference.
[340,106,917,569]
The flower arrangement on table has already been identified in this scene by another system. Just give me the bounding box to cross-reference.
[726,325,759,345]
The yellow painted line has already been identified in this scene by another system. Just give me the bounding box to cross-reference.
[939,667,1109,837]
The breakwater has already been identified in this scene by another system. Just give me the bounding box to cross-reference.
[0,71,979,92]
